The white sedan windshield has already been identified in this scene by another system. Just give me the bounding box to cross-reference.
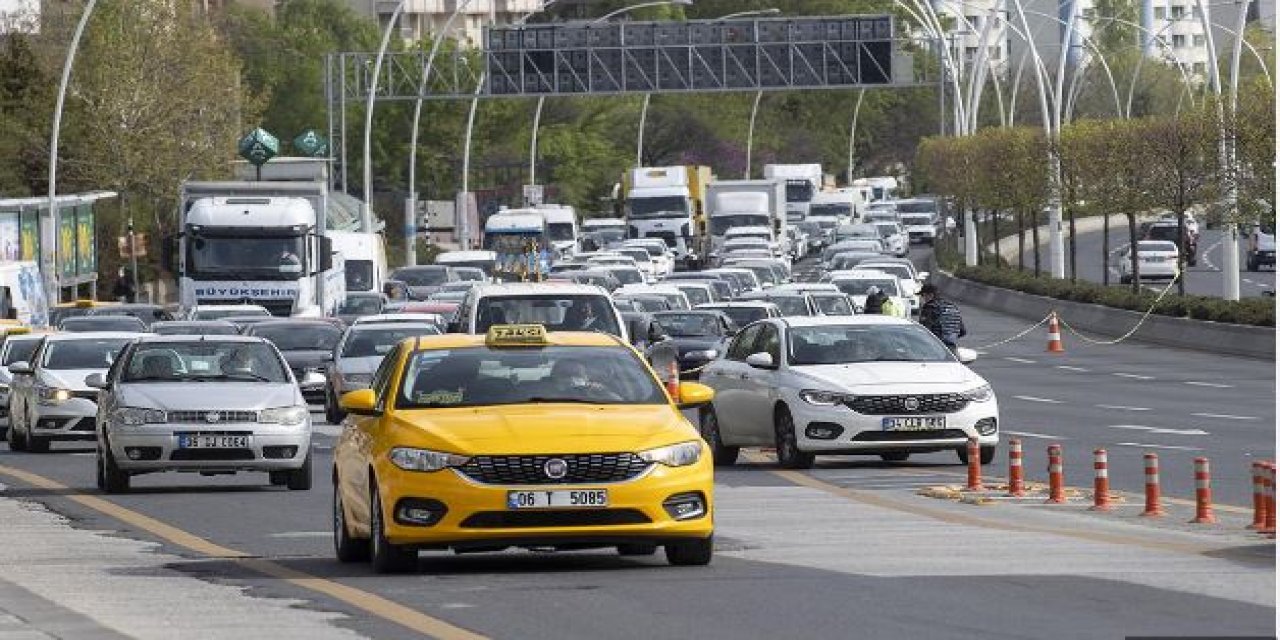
[789,325,952,365]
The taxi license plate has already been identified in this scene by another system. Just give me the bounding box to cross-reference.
[178,434,250,449]
[882,417,945,431]
[507,490,608,509]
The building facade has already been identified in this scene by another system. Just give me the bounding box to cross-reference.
[351,0,545,47]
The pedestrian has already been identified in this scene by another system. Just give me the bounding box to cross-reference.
[863,285,889,315]
[918,283,966,349]
[111,268,135,303]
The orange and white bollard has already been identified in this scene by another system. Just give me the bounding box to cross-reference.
[1190,457,1216,525]
[965,437,984,491]
[1141,453,1164,517]
[665,360,680,400]
[1046,312,1065,354]
[1007,439,1025,497]
[1248,461,1267,530]
[1262,463,1276,536]
[1046,444,1066,504]
[1090,448,1112,511]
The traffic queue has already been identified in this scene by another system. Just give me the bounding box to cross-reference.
[0,194,998,573]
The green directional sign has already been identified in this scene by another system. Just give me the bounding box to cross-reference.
[237,127,279,167]
[293,130,329,157]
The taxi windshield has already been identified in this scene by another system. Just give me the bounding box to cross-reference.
[789,325,952,365]
[474,295,621,338]
[122,341,289,383]
[397,346,666,408]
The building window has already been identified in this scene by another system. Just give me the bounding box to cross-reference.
[1170,5,1185,19]
[964,14,979,29]
[1154,6,1166,19]
[1193,34,1205,47]
[989,45,1002,60]
[1172,34,1187,47]
[965,45,979,60]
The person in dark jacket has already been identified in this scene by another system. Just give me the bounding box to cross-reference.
[863,286,889,315]
[111,268,135,303]
[918,283,966,349]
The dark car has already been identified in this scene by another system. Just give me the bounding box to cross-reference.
[242,320,344,403]
[388,266,458,300]
[87,304,174,328]
[645,310,736,380]
[334,291,388,325]
[58,315,148,333]
[149,320,240,336]
[620,311,669,353]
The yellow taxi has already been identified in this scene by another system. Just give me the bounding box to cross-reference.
[332,324,717,573]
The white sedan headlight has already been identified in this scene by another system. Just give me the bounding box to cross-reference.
[639,441,702,467]
[113,406,167,426]
[388,447,471,472]
[36,384,72,406]
[961,384,994,403]
[259,405,309,426]
[799,389,852,406]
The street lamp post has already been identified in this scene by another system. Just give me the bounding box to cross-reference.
[362,2,407,249]
[726,8,781,179]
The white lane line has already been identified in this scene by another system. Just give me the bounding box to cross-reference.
[1112,372,1155,380]
[268,531,331,539]
[1107,424,1209,436]
[1096,404,1152,411]
[1003,357,1037,364]
[1013,395,1063,404]
[1005,430,1064,440]
[1108,424,1153,431]
[1115,442,1203,452]
[1185,381,1233,388]
[1055,365,1089,372]
[1192,412,1260,421]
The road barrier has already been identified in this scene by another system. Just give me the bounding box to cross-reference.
[1090,448,1112,511]
[1191,457,1216,524]
[1141,453,1165,518]
[665,361,679,399]
[1248,462,1267,529]
[1046,312,1065,353]
[1046,444,1066,504]
[965,438,984,491]
[1007,439,1025,497]
[1263,463,1276,536]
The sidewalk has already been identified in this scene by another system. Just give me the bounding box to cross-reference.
[0,485,362,640]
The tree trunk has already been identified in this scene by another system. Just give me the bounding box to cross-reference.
[1067,204,1078,281]
[1127,212,1141,294]
[1176,183,1187,296]
[991,208,1001,267]
[1102,213,1110,287]
[1031,209,1042,277]
[1017,212,1026,272]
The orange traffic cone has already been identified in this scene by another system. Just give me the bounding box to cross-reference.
[666,360,680,400]
[1046,312,1065,354]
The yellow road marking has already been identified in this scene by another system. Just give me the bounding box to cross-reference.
[0,465,488,640]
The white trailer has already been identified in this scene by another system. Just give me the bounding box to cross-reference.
[763,164,823,223]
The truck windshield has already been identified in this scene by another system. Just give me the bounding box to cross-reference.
[547,223,575,241]
[896,201,937,214]
[785,181,815,203]
[809,203,851,218]
[187,233,306,281]
[628,196,689,219]
[710,215,770,235]
[345,260,373,291]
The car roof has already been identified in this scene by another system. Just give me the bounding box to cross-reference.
[348,322,439,332]
[152,320,236,327]
[697,301,776,309]
[471,283,608,296]
[245,319,341,329]
[394,265,450,271]
[354,313,442,324]
[410,331,625,350]
[831,270,897,279]
[133,334,267,344]
[45,331,151,341]
[780,315,914,328]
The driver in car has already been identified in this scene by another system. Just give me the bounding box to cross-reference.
[547,359,620,401]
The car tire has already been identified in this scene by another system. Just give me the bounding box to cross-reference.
[698,408,739,467]
[324,387,344,426]
[99,445,130,494]
[333,479,370,563]
[774,406,814,470]
[617,543,658,556]
[287,452,313,491]
[370,483,417,574]
[268,471,290,486]
[879,452,911,463]
[27,434,49,453]
[664,536,713,566]
[956,444,996,466]
[1247,255,1258,272]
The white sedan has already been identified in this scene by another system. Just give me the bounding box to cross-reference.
[1117,240,1180,284]
[697,316,999,468]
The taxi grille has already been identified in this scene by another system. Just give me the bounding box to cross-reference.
[844,394,969,415]
[458,454,651,486]
[460,509,651,529]
[167,410,259,424]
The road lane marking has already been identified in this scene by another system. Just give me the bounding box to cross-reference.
[1113,372,1155,380]
[268,531,332,538]
[1003,357,1036,364]
[1192,412,1259,421]
[0,465,488,640]
[1115,442,1204,451]
[1185,381,1233,388]
[1096,404,1151,411]
[1054,365,1089,372]
[1005,431,1063,440]
[1013,395,1063,404]
[1107,425,1209,436]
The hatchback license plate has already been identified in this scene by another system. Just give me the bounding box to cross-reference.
[507,490,608,509]
[178,434,250,449]
[882,417,945,431]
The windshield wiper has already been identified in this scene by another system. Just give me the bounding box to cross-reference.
[225,372,272,382]
[523,397,601,404]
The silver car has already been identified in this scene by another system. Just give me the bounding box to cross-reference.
[322,321,439,424]
[88,335,312,493]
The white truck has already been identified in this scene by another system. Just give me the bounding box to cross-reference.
[853,176,899,202]
[621,166,712,267]
[177,193,345,317]
[705,180,787,264]
[763,164,823,224]
[328,231,386,292]
[484,207,552,281]
[536,204,579,258]
[808,189,857,235]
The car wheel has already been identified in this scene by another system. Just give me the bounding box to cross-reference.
[664,536,713,566]
[1247,256,1258,272]
[333,479,370,563]
[773,406,814,470]
[27,433,49,453]
[698,408,739,467]
[879,452,911,463]
[324,387,344,426]
[99,445,130,494]
[370,483,416,573]
[956,444,996,466]
[287,452,313,491]
[617,543,658,556]
[268,471,290,486]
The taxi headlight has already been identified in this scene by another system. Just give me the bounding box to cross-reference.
[259,405,309,426]
[961,384,994,403]
[639,441,702,467]
[388,447,471,472]
[113,406,167,426]
[36,384,72,405]
[799,389,851,407]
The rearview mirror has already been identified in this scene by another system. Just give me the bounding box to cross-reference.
[84,373,107,389]
[676,381,715,410]
[340,389,379,416]
[745,352,775,369]
[7,361,31,375]
[955,347,978,364]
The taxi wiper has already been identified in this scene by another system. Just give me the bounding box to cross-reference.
[523,396,599,404]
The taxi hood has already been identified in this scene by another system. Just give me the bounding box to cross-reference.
[386,404,696,455]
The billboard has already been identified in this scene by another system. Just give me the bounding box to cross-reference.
[58,212,76,279]
[75,205,94,275]
[0,211,18,261]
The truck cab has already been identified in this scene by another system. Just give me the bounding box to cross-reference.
[484,208,552,282]
[623,166,711,268]
[536,204,579,258]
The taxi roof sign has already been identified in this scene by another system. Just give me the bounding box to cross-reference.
[485,324,548,346]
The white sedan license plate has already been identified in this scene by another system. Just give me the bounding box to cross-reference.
[507,489,608,509]
[178,434,250,449]
[882,417,945,431]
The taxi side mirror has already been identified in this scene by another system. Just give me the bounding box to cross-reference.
[676,381,714,410]
[340,389,380,416]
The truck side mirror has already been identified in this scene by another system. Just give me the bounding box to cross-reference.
[317,236,334,273]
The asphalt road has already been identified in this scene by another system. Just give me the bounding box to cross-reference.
[1033,227,1276,297]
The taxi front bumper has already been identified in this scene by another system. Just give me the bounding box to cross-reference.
[375,456,714,549]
